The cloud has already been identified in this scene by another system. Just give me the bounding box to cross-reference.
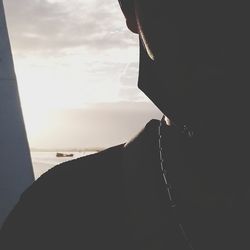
[4,0,137,55]
[119,62,138,87]
[118,62,147,101]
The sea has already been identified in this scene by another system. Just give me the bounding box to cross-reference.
[31,151,97,180]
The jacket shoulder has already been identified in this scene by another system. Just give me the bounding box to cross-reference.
[0,144,128,248]
[24,143,125,198]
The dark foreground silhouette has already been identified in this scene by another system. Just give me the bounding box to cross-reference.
[1,120,249,249]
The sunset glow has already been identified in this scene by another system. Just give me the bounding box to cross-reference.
[4,0,161,149]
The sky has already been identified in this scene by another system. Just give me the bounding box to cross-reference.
[4,0,162,149]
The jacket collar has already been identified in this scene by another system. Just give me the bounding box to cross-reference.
[121,119,242,250]
[121,119,182,248]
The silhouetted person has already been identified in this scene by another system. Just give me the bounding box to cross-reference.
[1,1,249,249]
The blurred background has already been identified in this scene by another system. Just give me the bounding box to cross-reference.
[4,0,162,178]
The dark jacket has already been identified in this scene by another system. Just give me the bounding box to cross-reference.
[0,119,249,250]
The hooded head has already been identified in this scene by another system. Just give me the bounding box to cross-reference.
[118,0,246,131]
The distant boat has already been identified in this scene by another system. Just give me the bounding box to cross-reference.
[56,153,74,158]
